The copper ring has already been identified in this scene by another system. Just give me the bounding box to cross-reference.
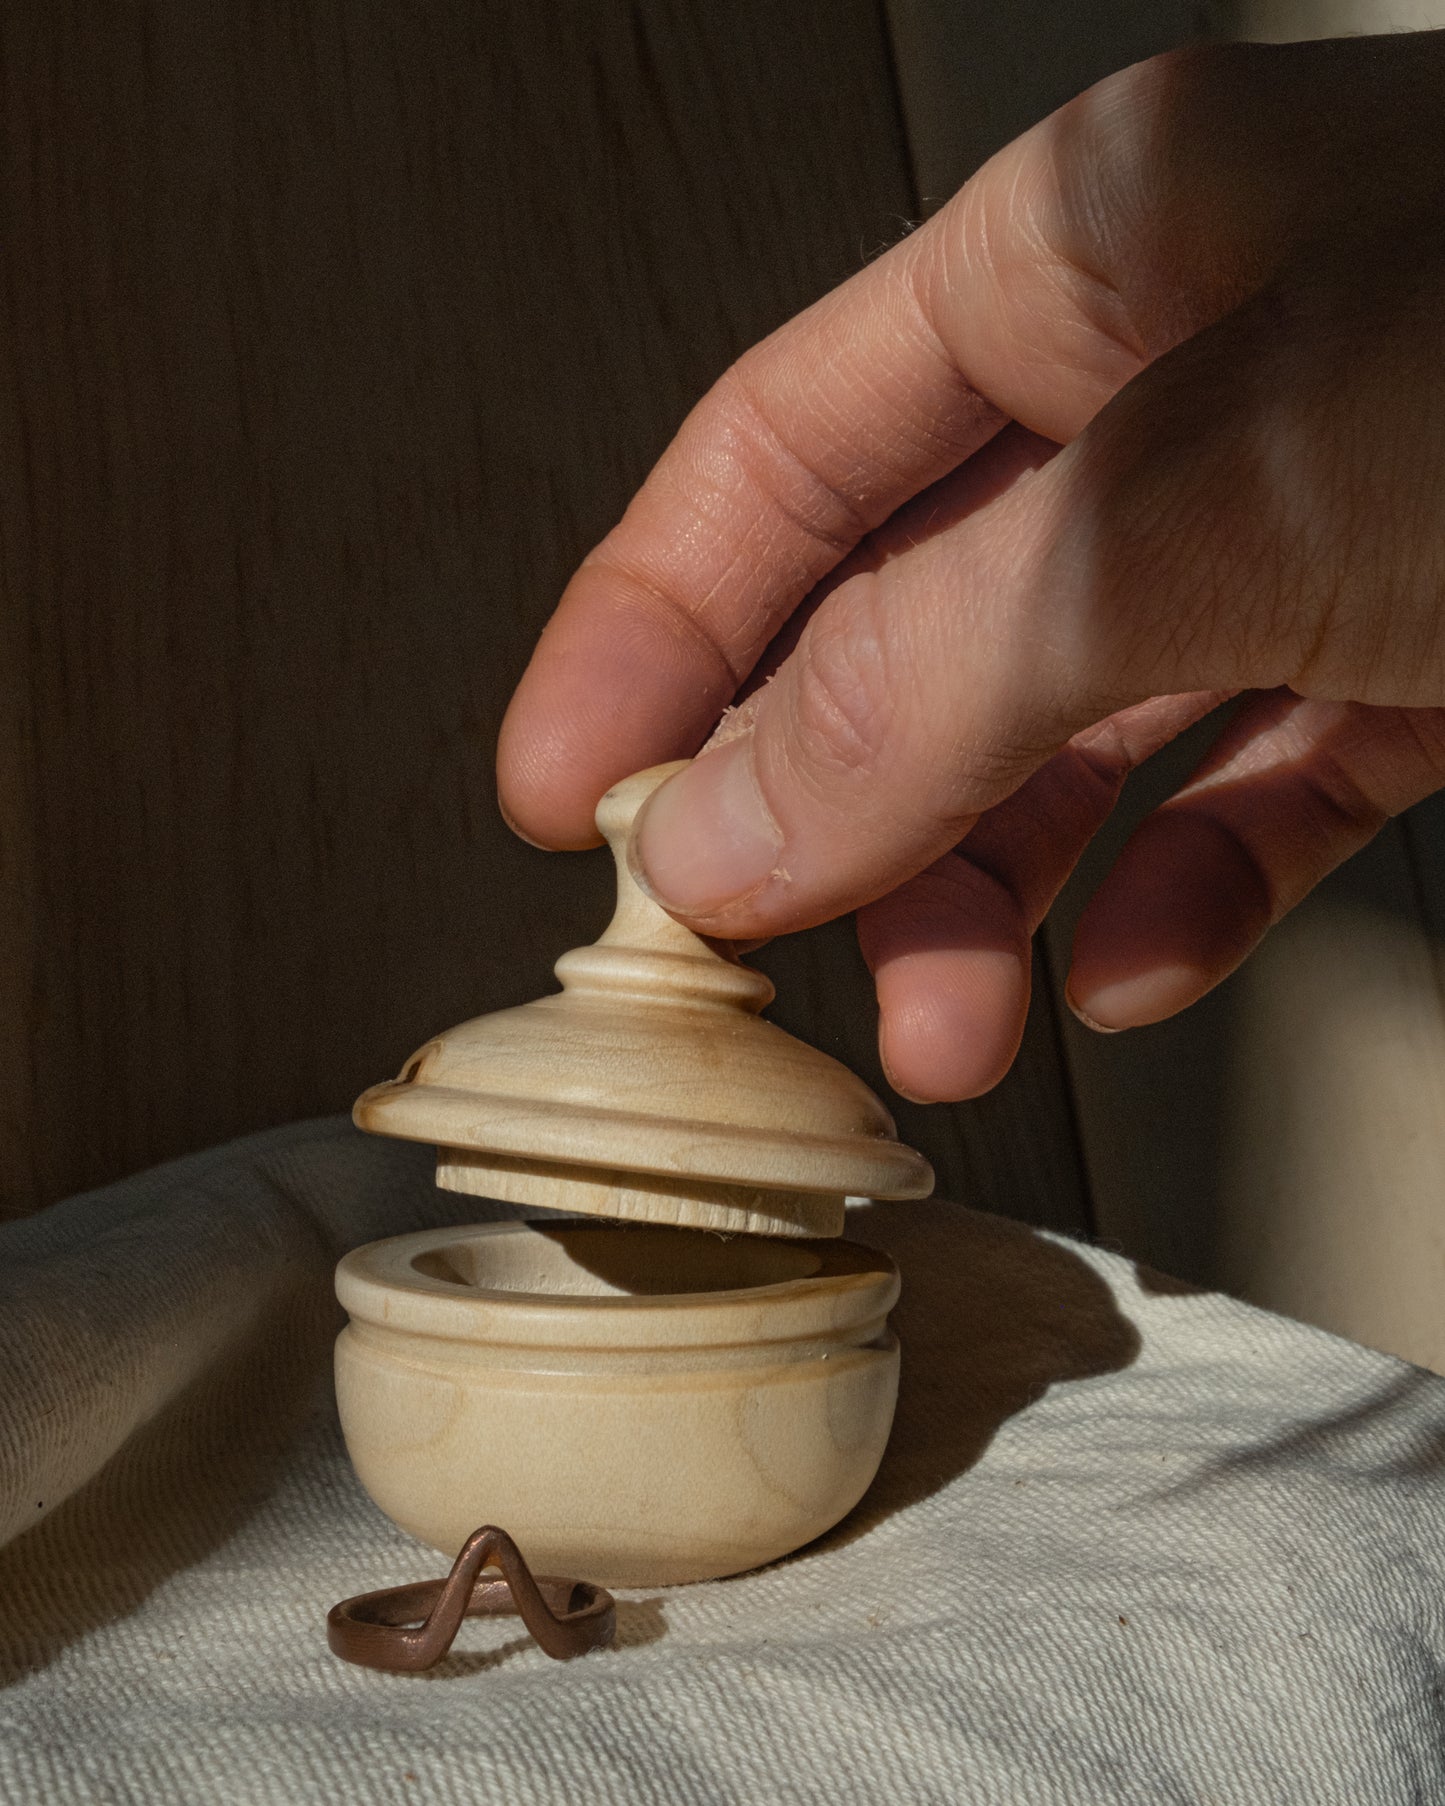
[328,1525,616,1668]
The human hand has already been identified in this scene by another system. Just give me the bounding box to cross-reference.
[499,32,1445,1102]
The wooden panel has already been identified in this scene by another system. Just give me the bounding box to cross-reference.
[0,0,1090,1229]
[0,0,887,1208]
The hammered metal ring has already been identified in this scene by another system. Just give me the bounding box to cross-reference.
[328,1525,616,1668]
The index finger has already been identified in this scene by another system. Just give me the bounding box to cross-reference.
[495,47,1212,848]
[496,232,1007,848]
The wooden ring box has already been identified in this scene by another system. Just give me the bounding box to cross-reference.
[336,764,934,1586]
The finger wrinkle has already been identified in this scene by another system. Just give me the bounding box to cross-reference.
[1157,792,1330,928]
[1069,692,1229,780]
[1038,207,1151,369]
[575,552,752,690]
[775,573,899,786]
[883,253,1011,456]
[1287,756,1389,857]
[1389,707,1445,791]
[925,135,1144,432]
[714,364,876,547]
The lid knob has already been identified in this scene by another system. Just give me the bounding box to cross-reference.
[353,764,933,1237]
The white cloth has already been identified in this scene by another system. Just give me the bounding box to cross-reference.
[2,1118,1444,1805]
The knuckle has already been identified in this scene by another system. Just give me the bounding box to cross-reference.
[783,575,896,787]
[1053,736,1130,816]
[1302,707,1445,826]
[1295,751,1389,846]
[707,356,869,553]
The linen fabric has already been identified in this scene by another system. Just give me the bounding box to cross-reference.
[2,1118,1443,1804]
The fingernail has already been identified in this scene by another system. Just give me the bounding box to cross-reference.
[1067,965,1200,1032]
[630,740,783,918]
[497,797,558,852]
[880,1056,935,1106]
[1066,995,1123,1035]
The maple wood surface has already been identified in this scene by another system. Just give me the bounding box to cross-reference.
[355,767,934,1239]
[335,1219,902,1585]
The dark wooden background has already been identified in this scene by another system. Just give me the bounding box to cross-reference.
[5,0,1444,1371]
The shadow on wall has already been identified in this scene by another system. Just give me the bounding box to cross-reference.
[0,1194,1137,1680]
[1045,703,1445,1374]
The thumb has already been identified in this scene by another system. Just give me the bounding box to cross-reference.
[625,425,1148,937]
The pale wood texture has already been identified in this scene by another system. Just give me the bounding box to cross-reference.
[355,766,932,1238]
[336,1220,900,1586]
[0,0,1089,1236]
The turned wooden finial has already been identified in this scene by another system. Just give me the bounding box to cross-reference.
[353,763,932,1237]
[554,764,778,1013]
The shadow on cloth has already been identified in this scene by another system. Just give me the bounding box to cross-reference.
[1154,1366,1445,1500]
[0,1278,338,1688]
[818,1201,1141,1545]
[0,1197,1139,1678]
